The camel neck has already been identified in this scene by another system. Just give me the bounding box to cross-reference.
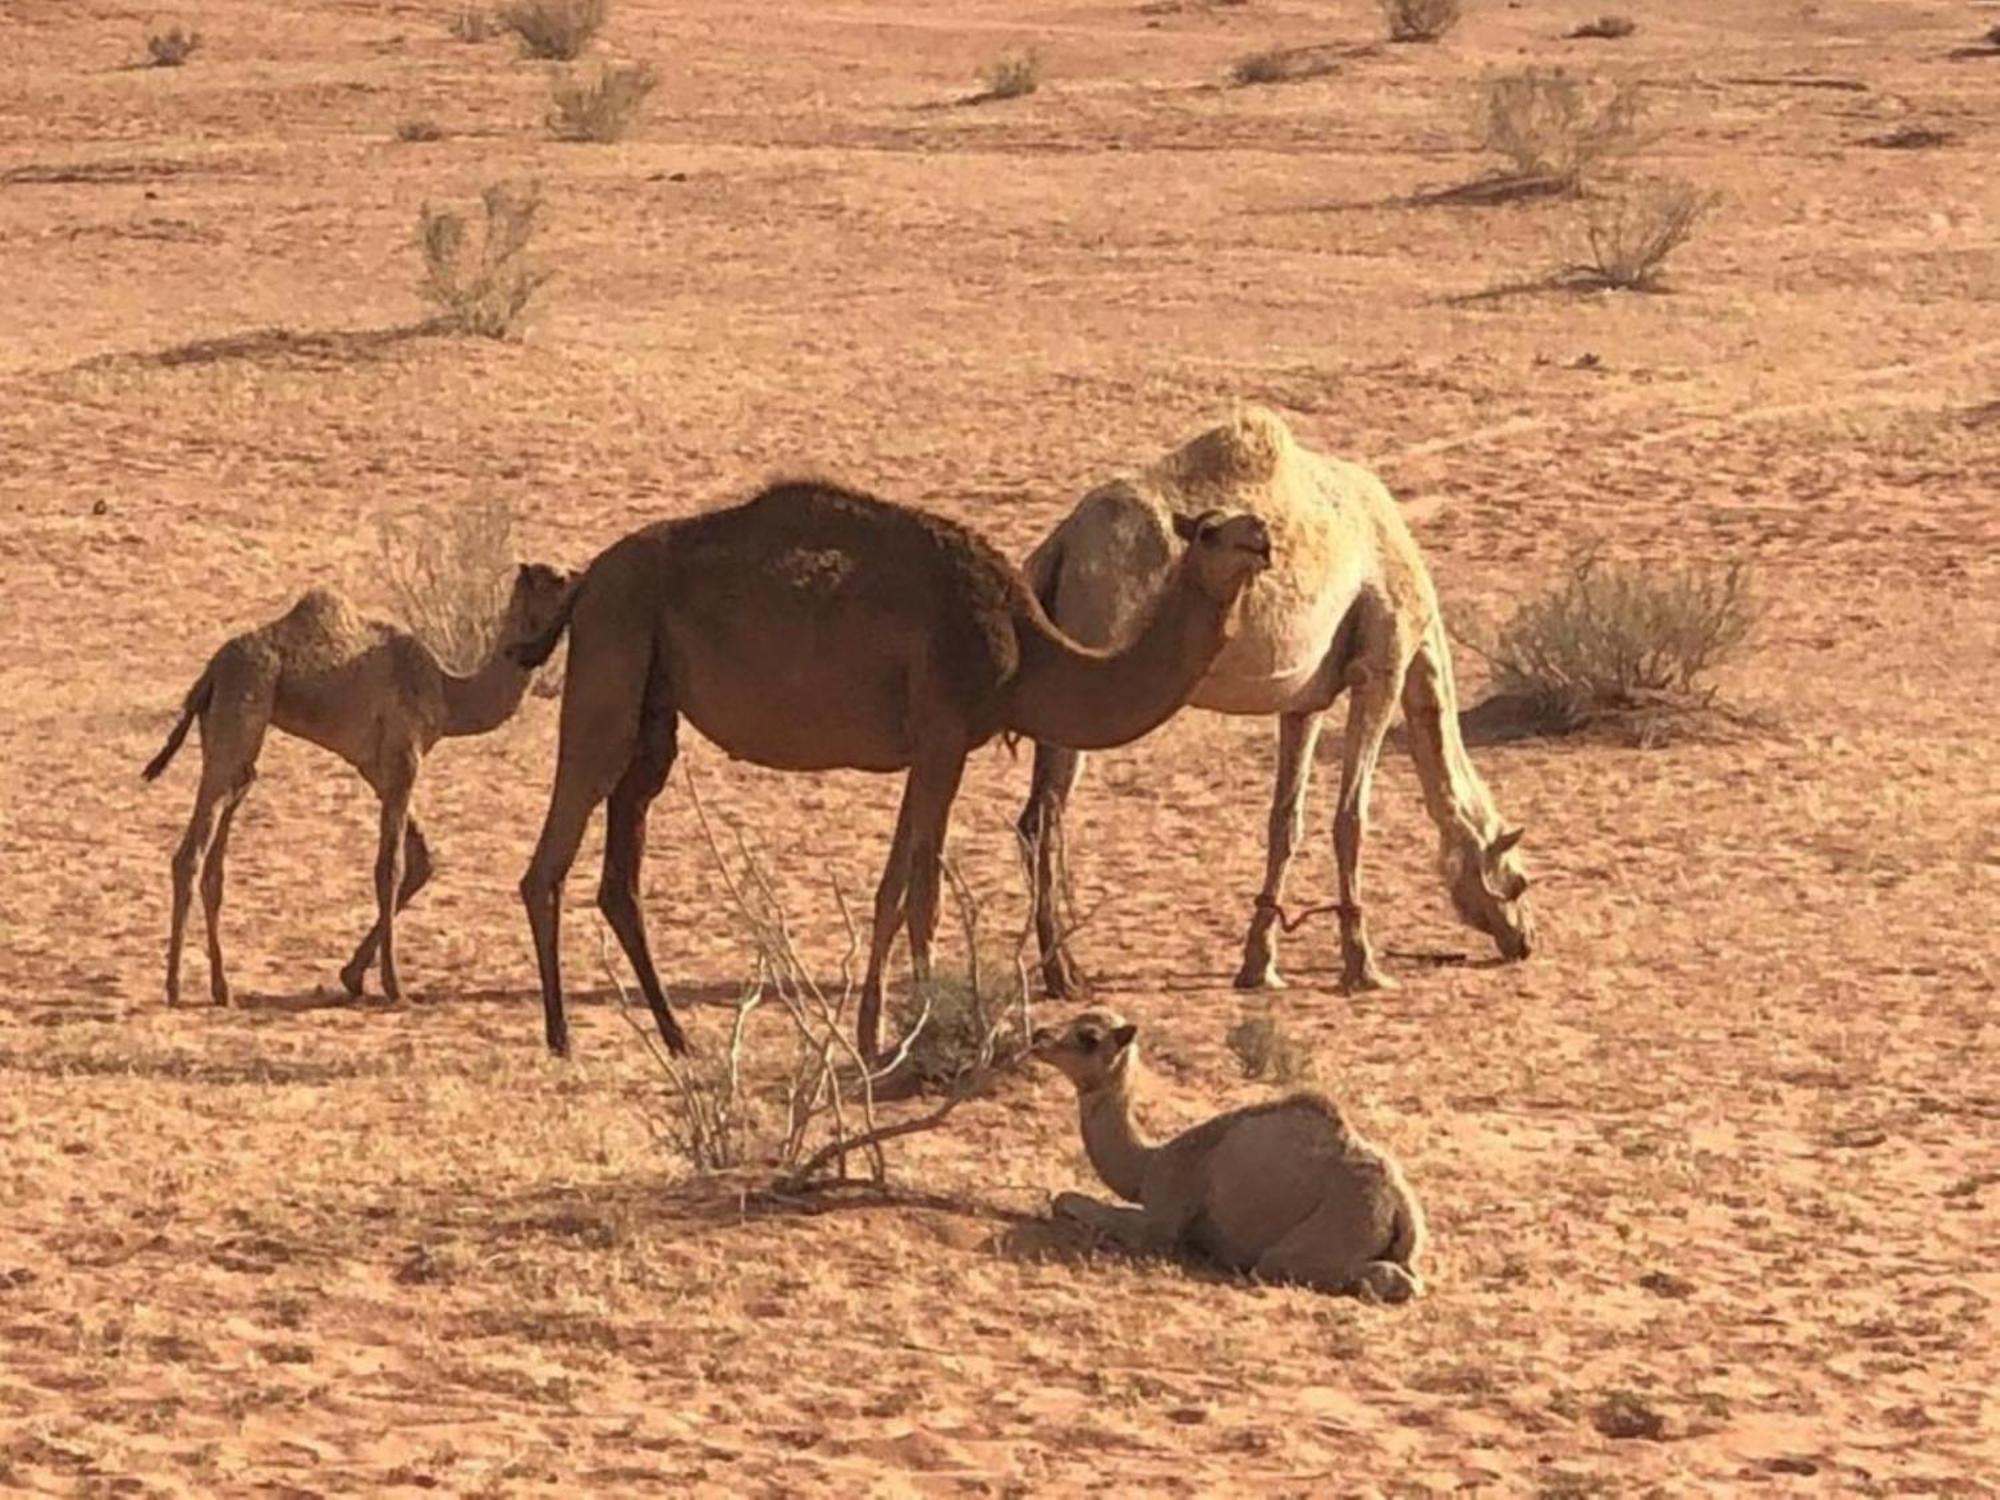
[1077,1073,1156,1203]
[1405,623,1503,849]
[1006,574,1234,751]
[440,650,532,737]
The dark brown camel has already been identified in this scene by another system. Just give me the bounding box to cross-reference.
[513,479,1273,1061]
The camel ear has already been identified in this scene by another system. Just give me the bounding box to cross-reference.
[1108,1023,1137,1052]
[1170,511,1201,542]
[1491,826,1525,858]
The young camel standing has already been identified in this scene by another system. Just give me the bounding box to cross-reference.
[1033,1009,1426,1302]
[512,479,1272,1062]
[144,563,572,1006]
[1017,407,1536,998]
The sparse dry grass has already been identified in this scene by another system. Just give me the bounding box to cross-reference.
[1381,0,1462,44]
[447,5,498,43]
[1479,66,1641,188]
[1574,175,1715,290]
[1224,1010,1320,1087]
[1479,547,1758,740]
[1229,46,1338,87]
[416,181,550,338]
[146,27,201,67]
[497,0,607,60]
[375,496,519,675]
[977,50,1040,101]
[393,119,446,143]
[546,60,658,143]
[1568,14,1636,40]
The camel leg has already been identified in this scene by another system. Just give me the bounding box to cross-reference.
[857,800,917,1067]
[370,756,418,1005]
[900,748,967,1006]
[1052,1192,1173,1255]
[198,789,251,1006]
[1332,638,1409,994]
[168,783,229,1007]
[1235,710,1324,990]
[1016,741,1086,998]
[165,667,267,1007]
[596,695,688,1056]
[861,742,970,1065]
[1253,1197,1423,1303]
[340,818,433,996]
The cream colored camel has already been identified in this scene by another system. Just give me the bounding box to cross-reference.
[144,563,572,1007]
[513,479,1272,1062]
[1032,1009,1426,1301]
[1017,407,1536,997]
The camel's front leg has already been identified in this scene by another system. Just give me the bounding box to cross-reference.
[1332,653,1408,993]
[1017,741,1087,999]
[1051,1192,1173,1255]
[341,818,432,997]
[370,758,418,1004]
[1236,710,1323,990]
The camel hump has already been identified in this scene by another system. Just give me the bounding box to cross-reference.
[1166,406,1296,490]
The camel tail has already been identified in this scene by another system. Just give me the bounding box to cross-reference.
[142,669,213,781]
[509,587,577,671]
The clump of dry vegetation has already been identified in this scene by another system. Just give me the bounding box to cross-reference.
[416,181,551,339]
[1225,1010,1321,1088]
[375,497,520,675]
[1479,547,1760,742]
[1573,175,1715,290]
[977,50,1041,101]
[1862,124,1952,150]
[1568,15,1636,40]
[395,119,447,143]
[497,0,607,60]
[447,5,498,42]
[146,26,201,67]
[1479,66,1641,189]
[547,61,658,142]
[1381,0,1462,44]
[1230,46,1337,87]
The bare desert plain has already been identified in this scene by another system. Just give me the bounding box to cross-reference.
[3,0,1997,1494]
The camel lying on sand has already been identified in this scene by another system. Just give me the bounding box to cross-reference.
[512,479,1272,1062]
[1033,1009,1426,1302]
[1018,406,1536,996]
[144,563,572,1006]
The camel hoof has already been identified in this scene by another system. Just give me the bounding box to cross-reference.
[338,965,367,999]
[210,985,233,1008]
[1232,962,1286,991]
[1340,969,1397,995]
[1353,1262,1421,1304]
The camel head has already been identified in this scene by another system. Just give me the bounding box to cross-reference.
[1441,824,1536,962]
[1170,509,1272,608]
[1031,1008,1139,1095]
[497,562,573,649]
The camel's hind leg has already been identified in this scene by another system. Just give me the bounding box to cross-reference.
[368,750,420,1004]
[165,656,269,1007]
[596,682,687,1056]
[1252,1197,1422,1304]
[899,745,968,1027]
[1235,710,1324,990]
[198,791,251,1006]
[1016,741,1086,999]
[1331,611,1411,993]
[339,818,433,997]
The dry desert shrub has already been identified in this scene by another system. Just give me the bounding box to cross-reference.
[416,181,550,338]
[1230,47,1337,87]
[1381,0,1462,44]
[498,0,607,60]
[1225,1011,1321,1087]
[978,50,1041,100]
[1484,547,1759,740]
[1479,66,1640,188]
[447,5,498,42]
[1574,175,1715,289]
[375,496,520,675]
[147,27,201,67]
[1568,14,1636,40]
[547,60,658,142]
[395,119,447,143]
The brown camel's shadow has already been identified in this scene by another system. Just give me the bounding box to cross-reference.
[67,321,446,376]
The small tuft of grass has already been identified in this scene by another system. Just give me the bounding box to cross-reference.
[547,60,658,142]
[447,5,497,43]
[1863,124,1952,149]
[1380,0,1462,44]
[1592,1389,1670,1441]
[1229,46,1337,87]
[1477,546,1759,743]
[892,952,1030,1091]
[1573,175,1715,290]
[1479,67,1641,188]
[394,119,447,143]
[1224,1011,1321,1088]
[497,0,607,60]
[977,49,1041,101]
[146,27,202,67]
[1567,14,1636,40]
[416,181,551,339]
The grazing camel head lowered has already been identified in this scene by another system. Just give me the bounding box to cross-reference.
[144,562,573,1008]
[1017,405,1536,1000]
[1031,1009,1426,1303]
[514,480,1272,1063]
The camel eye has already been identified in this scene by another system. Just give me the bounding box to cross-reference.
[1077,1028,1101,1051]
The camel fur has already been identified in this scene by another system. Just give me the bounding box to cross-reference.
[514,479,1272,1062]
[1032,1009,1426,1302]
[144,563,572,1006]
[1016,406,1536,996]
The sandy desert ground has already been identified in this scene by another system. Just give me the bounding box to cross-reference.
[3,0,1997,1494]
